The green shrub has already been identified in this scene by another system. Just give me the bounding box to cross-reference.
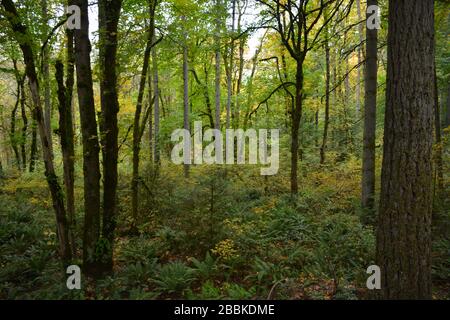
[190,252,219,280]
[308,214,375,286]
[153,261,196,294]
[186,281,223,299]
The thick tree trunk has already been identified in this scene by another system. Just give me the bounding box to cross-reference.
[98,0,122,274]
[376,0,434,299]
[2,0,72,265]
[291,62,303,195]
[361,0,378,210]
[72,0,102,276]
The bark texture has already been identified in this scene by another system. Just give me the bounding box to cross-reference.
[72,0,102,276]
[98,0,122,273]
[376,0,434,299]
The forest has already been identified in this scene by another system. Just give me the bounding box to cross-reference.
[0,0,448,300]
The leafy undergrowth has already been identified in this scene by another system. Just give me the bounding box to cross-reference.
[0,158,448,300]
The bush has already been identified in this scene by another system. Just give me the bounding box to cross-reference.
[153,261,196,294]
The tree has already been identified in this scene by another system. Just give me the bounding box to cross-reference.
[182,15,190,178]
[355,0,362,114]
[320,12,330,164]
[41,0,53,154]
[2,0,72,265]
[55,60,76,255]
[10,59,22,170]
[72,0,102,276]
[361,0,377,211]
[131,0,157,229]
[376,0,434,299]
[257,0,349,194]
[98,0,122,273]
[152,34,161,164]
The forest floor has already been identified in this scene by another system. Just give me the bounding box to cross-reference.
[0,154,448,300]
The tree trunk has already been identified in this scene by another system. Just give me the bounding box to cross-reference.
[10,61,21,171]
[2,0,72,265]
[214,0,222,132]
[376,0,434,299]
[361,0,378,210]
[72,0,102,276]
[98,0,122,274]
[225,0,235,130]
[65,22,76,255]
[291,62,303,195]
[20,73,27,172]
[191,67,214,129]
[433,64,444,196]
[148,62,153,159]
[41,0,53,154]
[355,0,363,115]
[446,85,450,128]
[320,31,330,164]
[55,60,76,256]
[132,0,156,229]
[152,36,160,164]
[29,109,38,172]
[182,17,190,178]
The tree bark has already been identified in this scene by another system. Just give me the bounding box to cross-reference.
[290,62,303,194]
[446,85,450,128]
[182,16,190,178]
[433,64,443,196]
[10,60,21,171]
[41,0,53,154]
[214,0,222,132]
[361,0,378,210]
[355,0,363,115]
[320,29,330,164]
[72,0,102,276]
[132,0,156,229]
[29,109,38,172]
[152,36,160,164]
[55,60,76,256]
[65,21,76,255]
[98,0,122,274]
[376,0,434,299]
[19,73,27,172]
[148,62,153,159]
